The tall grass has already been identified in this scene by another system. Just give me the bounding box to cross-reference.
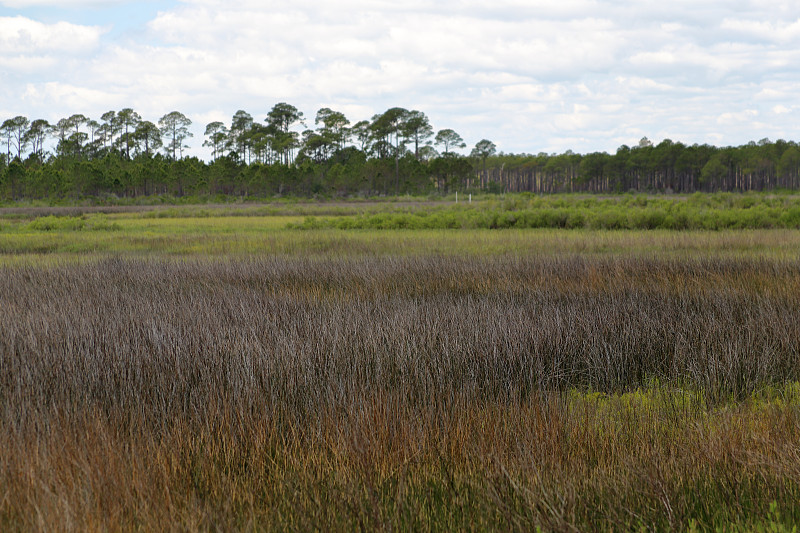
[5,220,800,262]
[2,256,800,530]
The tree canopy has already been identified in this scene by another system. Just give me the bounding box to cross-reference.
[2,104,800,200]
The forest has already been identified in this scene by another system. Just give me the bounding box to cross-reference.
[3,103,800,200]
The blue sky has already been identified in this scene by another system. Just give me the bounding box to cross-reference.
[2,0,800,160]
[0,1,173,37]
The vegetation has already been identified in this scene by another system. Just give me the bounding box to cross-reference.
[3,105,800,201]
[290,193,800,231]
[1,202,800,530]
[4,198,800,262]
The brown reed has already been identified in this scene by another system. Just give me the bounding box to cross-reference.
[1,256,799,530]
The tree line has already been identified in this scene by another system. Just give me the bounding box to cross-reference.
[486,136,800,194]
[2,104,800,200]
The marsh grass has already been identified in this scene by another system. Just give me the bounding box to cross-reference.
[3,213,800,263]
[3,196,800,264]
[0,198,448,221]
[2,256,800,530]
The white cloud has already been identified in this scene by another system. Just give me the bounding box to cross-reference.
[22,82,119,110]
[720,17,800,43]
[3,0,800,158]
[0,54,58,72]
[717,109,759,125]
[0,16,105,54]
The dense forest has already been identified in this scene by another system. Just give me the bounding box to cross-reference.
[2,103,800,200]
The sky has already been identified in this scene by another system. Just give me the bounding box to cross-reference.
[2,0,800,160]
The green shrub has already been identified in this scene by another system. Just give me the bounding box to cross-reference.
[27,216,86,231]
[283,194,800,231]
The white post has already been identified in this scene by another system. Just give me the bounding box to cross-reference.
[469,194,472,203]
[455,191,458,203]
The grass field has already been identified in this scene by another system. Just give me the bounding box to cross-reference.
[3,208,800,262]
[1,197,800,531]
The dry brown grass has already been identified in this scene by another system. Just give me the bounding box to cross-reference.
[1,256,799,530]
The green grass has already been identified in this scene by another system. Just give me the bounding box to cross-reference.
[2,206,800,263]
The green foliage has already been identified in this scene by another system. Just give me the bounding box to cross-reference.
[27,215,87,231]
[3,209,800,263]
[287,193,800,231]
[25,215,121,232]
[6,107,800,199]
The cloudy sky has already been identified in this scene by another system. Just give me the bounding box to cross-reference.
[2,0,799,159]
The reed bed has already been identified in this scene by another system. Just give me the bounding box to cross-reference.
[1,256,799,530]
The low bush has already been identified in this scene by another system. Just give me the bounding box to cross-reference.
[289,201,800,231]
[25,215,121,232]
[27,215,87,231]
